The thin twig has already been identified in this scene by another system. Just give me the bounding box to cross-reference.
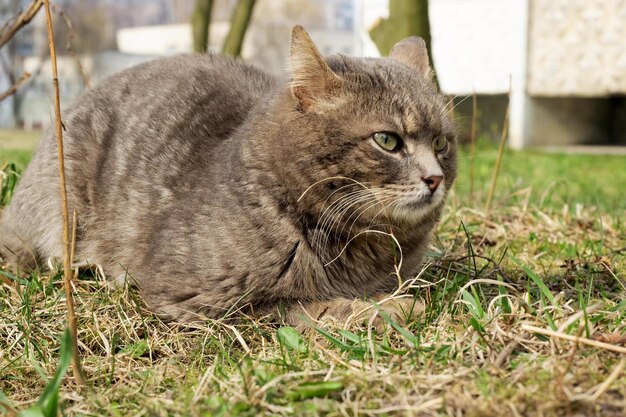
[567,358,626,403]
[493,339,519,368]
[70,210,78,281]
[0,71,31,102]
[0,0,43,49]
[43,0,85,386]
[522,324,626,354]
[555,325,583,399]
[58,10,91,88]
[469,92,477,202]
[585,358,626,402]
[485,75,512,213]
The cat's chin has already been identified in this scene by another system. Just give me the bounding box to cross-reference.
[389,189,445,223]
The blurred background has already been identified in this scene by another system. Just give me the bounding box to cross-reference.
[0,0,625,152]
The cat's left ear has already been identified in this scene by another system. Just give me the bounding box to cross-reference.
[289,25,341,111]
[389,37,433,80]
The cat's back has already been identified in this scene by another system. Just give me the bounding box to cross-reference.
[31,53,278,168]
[72,53,277,148]
[96,53,276,115]
[32,53,279,204]
[1,53,277,266]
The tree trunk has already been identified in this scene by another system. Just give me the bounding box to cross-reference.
[369,0,437,86]
[222,0,257,57]
[192,0,213,53]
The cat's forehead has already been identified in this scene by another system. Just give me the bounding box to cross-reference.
[327,55,424,87]
[326,55,449,136]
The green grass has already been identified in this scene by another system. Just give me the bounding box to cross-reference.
[0,128,40,169]
[454,143,626,214]
[1,134,625,416]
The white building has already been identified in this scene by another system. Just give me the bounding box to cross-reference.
[358,0,626,148]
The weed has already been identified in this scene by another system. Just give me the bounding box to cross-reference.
[1,329,72,417]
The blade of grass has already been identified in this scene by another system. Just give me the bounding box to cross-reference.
[36,329,72,416]
[511,256,555,304]
[469,92,477,202]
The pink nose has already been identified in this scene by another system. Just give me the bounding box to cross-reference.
[423,175,443,192]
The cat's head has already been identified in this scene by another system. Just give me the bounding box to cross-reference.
[274,25,457,233]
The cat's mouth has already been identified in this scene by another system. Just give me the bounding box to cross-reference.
[403,195,436,209]
[407,185,445,206]
[389,187,445,220]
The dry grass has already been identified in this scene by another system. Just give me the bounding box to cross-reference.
[0,129,40,152]
[1,144,625,416]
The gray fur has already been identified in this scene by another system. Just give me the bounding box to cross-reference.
[0,27,456,324]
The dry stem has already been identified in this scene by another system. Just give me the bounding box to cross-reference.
[522,324,626,354]
[0,0,43,49]
[469,93,477,202]
[0,71,31,102]
[485,75,511,213]
[43,0,85,386]
[58,10,91,88]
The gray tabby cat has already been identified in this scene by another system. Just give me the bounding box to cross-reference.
[0,26,456,325]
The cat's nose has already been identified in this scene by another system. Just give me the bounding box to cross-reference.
[423,175,443,193]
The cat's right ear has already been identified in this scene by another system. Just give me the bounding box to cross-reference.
[289,25,341,112]
[389,37,433,80]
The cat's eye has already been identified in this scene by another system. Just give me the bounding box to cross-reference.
[373,132,402,152]
[432,136,448,152]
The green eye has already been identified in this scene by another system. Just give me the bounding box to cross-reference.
[373,132,402,152]
[433,136,448,152]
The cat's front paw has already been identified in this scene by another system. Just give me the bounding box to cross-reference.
[282,296,424,332]
[349,295,424,331]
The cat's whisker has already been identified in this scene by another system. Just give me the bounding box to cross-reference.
[337,196,387,247]
[298,176,372,202]
[341,191,390,228]
[316,184,363,236]
[327,188,401,259]
[364,194,402,233]
[306,183,376,253]
[312,184,366,246]
[314,190,376,256]
[340,190,395,241]
[324,229,404,273]
[329,188,389,241]
[378,187,444,226]
[443,94,461,108]
[318,193,382,260]
[316,189,373,236]
[388,192,443,223]
[342,201,398,252]
[441,94,472,118]
[319,192,383,257]
[326,182,363,200]
[360,194,408,243]
[390,193,416,218]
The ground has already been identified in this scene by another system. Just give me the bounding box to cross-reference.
[1,128,625,416]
